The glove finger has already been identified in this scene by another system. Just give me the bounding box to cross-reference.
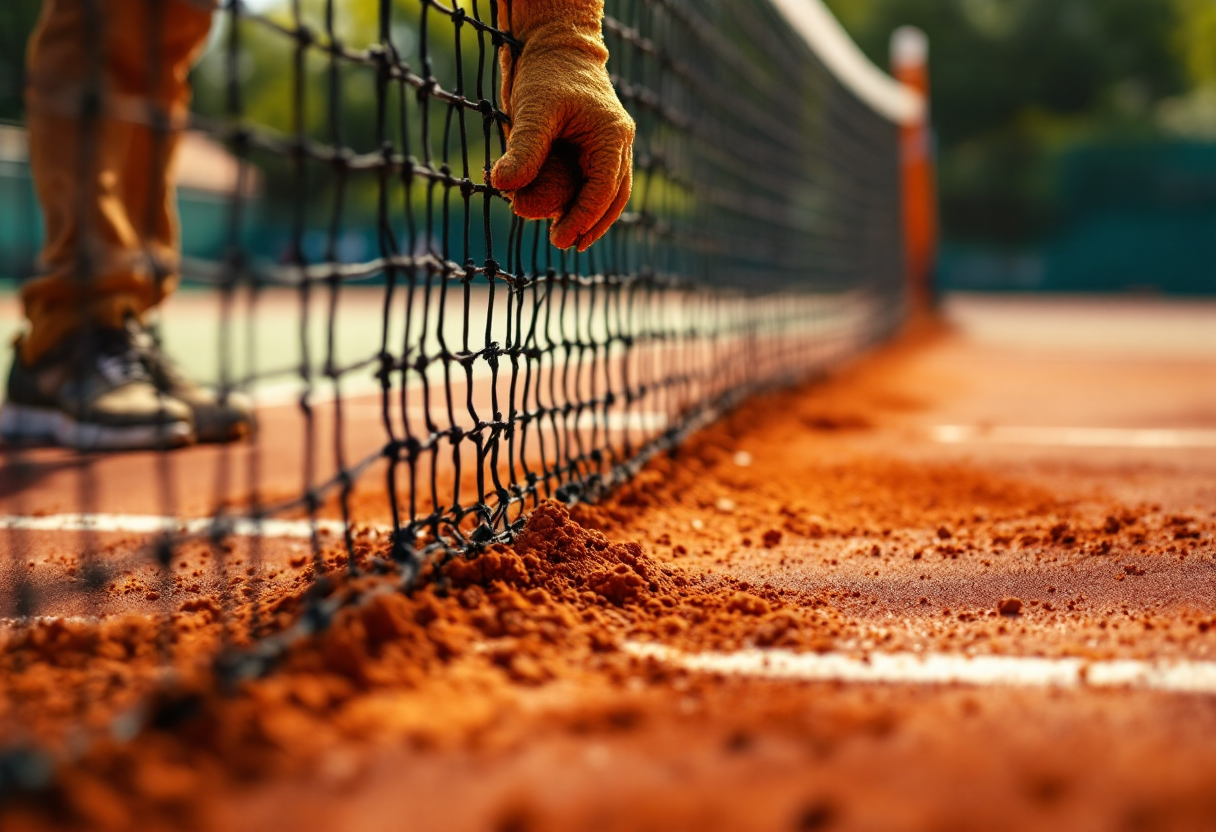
[550,144,626,250]
[576,149,633,252]
[510,142,582,220]
[492,102,563,192]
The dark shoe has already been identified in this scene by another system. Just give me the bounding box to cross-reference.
[127,320,255,443]
[1,329,194,450]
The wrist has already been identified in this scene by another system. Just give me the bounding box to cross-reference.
[496,0,605,40]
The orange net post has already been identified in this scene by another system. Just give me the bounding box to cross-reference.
[891,27,938,315]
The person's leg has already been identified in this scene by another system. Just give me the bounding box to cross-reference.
[20,0,213,367]
[118,0,214,304]
[112,2,254,444]
[21,0,142,365]
[2,0,212,449]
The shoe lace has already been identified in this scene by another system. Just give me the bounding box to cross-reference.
[123,318,187,387]
[88,329,151,387]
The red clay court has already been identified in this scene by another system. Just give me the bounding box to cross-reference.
[2,0,1214,828]
[3,294,1215,831]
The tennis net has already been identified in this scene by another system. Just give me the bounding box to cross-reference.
[0,0,922,778]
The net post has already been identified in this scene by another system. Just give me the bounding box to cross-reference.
[891,26,939,318]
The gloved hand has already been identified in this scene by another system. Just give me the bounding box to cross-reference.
[493,0,635,252]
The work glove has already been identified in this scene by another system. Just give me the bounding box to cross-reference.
[493,0,635,252]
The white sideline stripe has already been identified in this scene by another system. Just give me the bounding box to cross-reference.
[0,513,363,539]
[576,412,669,432]
[932,425,1216,449]
[386,408,670,433]
[625,643,1216,695]
[252,378,382,408]
[252,381,671,432]
[389,411,669,432]
[250,363,498,409]
[768,0,924,125]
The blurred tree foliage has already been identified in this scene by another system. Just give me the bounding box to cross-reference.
[823,0,1214,244]
[189,0,493,226]
[0,0,485,224]
[3,0,1211,247]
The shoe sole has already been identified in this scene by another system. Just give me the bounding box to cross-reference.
[0,403,195,451]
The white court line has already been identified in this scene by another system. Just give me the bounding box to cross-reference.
[333,403,671,433]
[0,513,375,540]
[576,412,669,432]
[933,425,1216,449]
[250,365,495,409]
[626,642,1216,695]
[251,377,384,408]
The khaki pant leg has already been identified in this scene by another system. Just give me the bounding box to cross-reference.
[20,0,212,364]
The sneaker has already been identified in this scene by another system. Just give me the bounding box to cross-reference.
[1,329,195,450]
[127,320,255,443]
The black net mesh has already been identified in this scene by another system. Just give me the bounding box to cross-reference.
[0,0,907,783]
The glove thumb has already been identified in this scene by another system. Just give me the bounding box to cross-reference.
[492,105,562,192]
[509,141,582,220]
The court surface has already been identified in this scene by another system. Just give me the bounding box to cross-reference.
[221,294,1216,832]
[2,293,1215,831]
